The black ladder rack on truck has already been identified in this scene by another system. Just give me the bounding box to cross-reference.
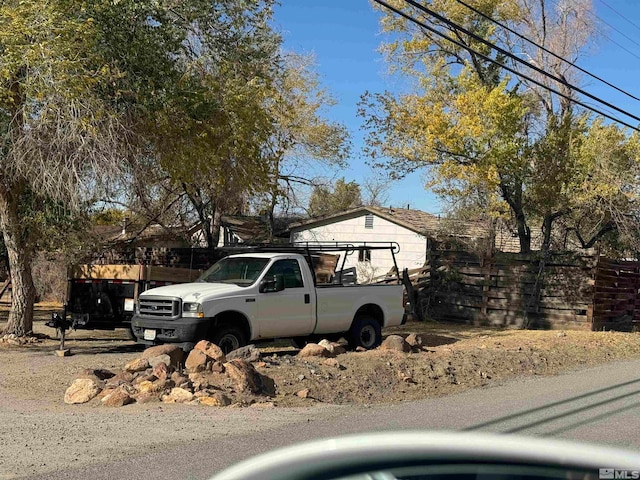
[222,242,402,286]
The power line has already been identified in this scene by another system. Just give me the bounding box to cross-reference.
[400,0,640,124]
[591,25,640,63]
[548,0,640,63]
[582,0,640,53]
[597,0,640,35]
[451,0,640,102]
[372,0,640,133]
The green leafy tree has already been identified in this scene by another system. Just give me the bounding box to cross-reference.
[0,0,280,336]
[360,0,640,255]
[308,178,363,217]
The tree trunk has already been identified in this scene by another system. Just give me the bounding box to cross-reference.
[0,186,36,336]
[210,207,222,248]
[541,214,554,253]
[499,179,531,253]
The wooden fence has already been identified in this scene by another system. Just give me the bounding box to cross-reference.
[591,258,640,331]
[424,250,595,329]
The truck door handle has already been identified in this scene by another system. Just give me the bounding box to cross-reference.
[304,294,310,304]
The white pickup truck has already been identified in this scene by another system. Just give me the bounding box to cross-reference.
[132,250,406,352]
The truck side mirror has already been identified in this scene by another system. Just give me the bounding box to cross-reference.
[259,274,285,293]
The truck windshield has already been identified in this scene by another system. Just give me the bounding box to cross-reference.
[197,257,270,286]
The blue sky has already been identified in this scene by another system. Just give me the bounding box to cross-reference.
[274,0,640,215]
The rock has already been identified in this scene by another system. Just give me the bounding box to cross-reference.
[153,379,173,392]
[185,349,209,373]
[148,354,172,369]
[318,339,344,355]
[227,344,261,363]
[135,392,160,404]
[136,380,160,394]
[101,385,134,407]
[97,388,115,400]
[64,378,102,404]
[171,372,190,388]
[188,372,211,391]
[405,333,424,348]
[105,372,134,388]
[296,388,310,399]
[132,374,156,385]
[355,346,366,352]
[194,340,226,362]
[124,357,150,373]
[379,335,411,353]
[198,393,231,407]
[322,358,340,368]
[142,344,185,369]
[152,362,170,381]
[163,387,194,404]
[297,343,332,358]
[211,361,225,373]
[76,372,106,390]
[557,331,567,337]
[224,359,262,393]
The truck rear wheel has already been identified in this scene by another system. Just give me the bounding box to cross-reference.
[211,325,246,354]
[347,316,381,350]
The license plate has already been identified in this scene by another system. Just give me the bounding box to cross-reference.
[143,329,156,341]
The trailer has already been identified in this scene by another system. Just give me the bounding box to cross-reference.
[57,264,201,337]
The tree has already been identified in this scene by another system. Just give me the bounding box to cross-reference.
[361,0,640,255]
[362,171,392,207]
[308,178,363,217]
[257,53,351,240]
[0,0,281,335]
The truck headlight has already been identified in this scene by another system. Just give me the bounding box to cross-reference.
[183,302,204,318]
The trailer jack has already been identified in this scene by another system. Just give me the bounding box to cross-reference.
[45,312,73,356]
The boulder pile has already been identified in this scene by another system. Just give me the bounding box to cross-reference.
[63,334,427,407]
[64,341,273,407]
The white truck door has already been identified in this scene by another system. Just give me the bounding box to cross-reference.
[257,258,314,338]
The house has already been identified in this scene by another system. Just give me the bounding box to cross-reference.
[288,206,444,280]
[215,215,293,246]
[288,205,534,281]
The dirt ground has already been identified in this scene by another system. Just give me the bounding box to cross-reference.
[5,303,640,479]
[3,302,640,408]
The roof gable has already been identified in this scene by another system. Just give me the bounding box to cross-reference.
[288,206,440,235]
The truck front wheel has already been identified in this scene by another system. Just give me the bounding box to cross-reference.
[211,325,246,354]
[347,316,381,350]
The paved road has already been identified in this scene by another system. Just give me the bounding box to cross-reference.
[29,359,640,480]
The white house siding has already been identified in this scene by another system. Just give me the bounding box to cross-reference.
[291,213,428,280]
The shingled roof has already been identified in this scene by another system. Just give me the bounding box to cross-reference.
[288,206,442,235]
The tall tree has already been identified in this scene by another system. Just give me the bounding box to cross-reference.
[308,178,363,217]
[360,0,637,254]
[258,53,351,240]
[0,0,281,336]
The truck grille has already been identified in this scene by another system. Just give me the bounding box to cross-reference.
[139,296,181,319]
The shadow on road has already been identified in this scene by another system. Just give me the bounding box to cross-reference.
[464,377,640,434]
